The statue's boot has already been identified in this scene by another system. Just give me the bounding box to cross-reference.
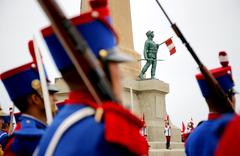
[151,69,157,79]
[151,74,157,80]
[138,74,144,80]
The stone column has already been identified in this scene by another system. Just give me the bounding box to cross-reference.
[81,0,141,80]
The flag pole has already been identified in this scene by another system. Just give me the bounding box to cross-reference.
[33,37,53,124]
[130,87,134,112]
[158,36,173,46]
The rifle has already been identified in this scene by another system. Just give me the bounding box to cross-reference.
[37,0,116,105]
[138,59,164,61]
[33,38,53,124]
[155,0,234,113]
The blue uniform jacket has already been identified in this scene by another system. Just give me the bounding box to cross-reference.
[185,113,233,156]
[5,114,47,156]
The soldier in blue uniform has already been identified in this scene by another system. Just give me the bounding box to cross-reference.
[0,40,58,156]
[35,0,148,156]
[185,66,236,156]
[0,110,9,151]
[214,113,240,156]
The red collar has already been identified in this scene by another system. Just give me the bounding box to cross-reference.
[208,113,222,120]
[65,91,98,108]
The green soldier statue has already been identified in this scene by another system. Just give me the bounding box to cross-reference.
[139,30,160,80]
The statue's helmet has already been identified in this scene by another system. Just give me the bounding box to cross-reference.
[146,30,153,37]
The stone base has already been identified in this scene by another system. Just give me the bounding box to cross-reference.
[149,142,184,149]
[149,149,186,156]
[122,79,181,142]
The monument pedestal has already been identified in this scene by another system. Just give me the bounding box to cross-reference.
[122,79,181,142]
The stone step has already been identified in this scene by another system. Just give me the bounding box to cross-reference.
[149,149,186,156]
[149,141,185,149]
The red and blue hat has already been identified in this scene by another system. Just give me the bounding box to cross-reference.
[2,115,10,123]
[195,66,235,97]
[41,1,131,72]
[0,62,41,101]
[0,107,9,123]
[219,51,229,67]
[0,114,10,123]
[0,41,54,101]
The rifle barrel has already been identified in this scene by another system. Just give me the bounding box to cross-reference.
[155,0,173,25]
[155,0,234,113]
[138,59,164,61]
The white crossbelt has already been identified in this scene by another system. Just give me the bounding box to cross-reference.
[34,107,95,156]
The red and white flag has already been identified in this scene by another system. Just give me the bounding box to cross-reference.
[164,37,176,55]
[181,121,186,133]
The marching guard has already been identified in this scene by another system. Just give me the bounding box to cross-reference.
[0,40,57,156]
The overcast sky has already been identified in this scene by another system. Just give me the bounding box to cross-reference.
[0,0,240,128]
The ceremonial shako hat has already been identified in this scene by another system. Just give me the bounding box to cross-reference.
[0,63,58,101]
[195,66,234,97]
[0,41,56,101]
[219,51,229,67]
[1,115,10,123]
[41,3,131,72]
[0,63,41,101]
[0,108,10,123]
